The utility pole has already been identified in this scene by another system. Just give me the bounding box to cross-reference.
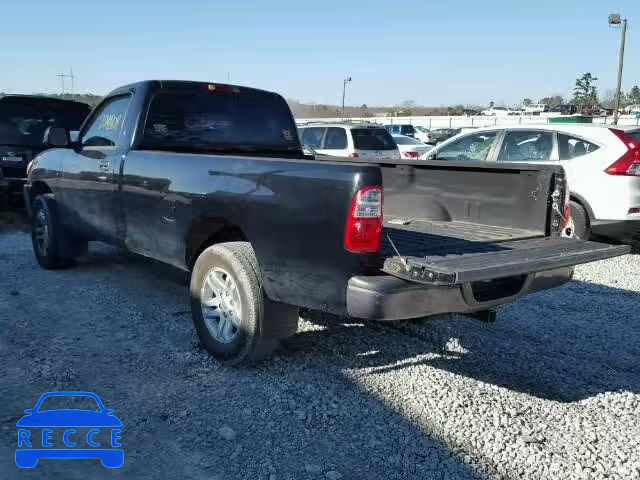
[609,14,627,125]
[342,77,352,120]
[56,69,77,97]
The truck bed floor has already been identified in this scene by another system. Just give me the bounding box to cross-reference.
[381,220,542,260]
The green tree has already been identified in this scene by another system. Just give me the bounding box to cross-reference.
[627,85,640,105]
[522,98,533,106]
[572,73,598,107]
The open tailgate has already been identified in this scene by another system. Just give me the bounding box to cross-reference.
[382,237,630,285]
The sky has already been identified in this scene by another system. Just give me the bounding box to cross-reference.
[1,0,639,107]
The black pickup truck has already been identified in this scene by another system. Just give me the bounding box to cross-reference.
[0,95,90,201]
[24,80,629,364]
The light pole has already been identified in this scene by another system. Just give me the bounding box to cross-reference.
[342,77,352,119]
[609,13,627,125]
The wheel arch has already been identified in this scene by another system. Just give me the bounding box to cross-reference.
[569,192,595,224]
[185,218,249,271]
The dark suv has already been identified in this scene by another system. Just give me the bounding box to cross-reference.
[0,95,90,200]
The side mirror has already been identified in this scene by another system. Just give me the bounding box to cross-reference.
[302,144,317,156]
[44,127,70,147]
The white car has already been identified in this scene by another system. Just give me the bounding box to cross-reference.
[481,106,518,117]
[523,103,550,114]
[420,124,640,242]
[298,123,400,161]
[391,134,433,159]
[413,126,432,144]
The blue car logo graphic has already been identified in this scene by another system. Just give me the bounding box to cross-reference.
[15,391,123,468]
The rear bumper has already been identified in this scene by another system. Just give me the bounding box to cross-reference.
[592,220,640,243]
[346,267,573,321]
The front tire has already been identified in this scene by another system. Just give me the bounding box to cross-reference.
[31,194,76,269]
[190,242,295,365]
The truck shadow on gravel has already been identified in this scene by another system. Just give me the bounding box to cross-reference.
[288,279,640,404]
[77,246,639,404]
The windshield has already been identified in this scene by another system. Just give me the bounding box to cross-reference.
[37,395,101,412]
[393,136,422,145]
[352,128,396,150]
[0,98,90,147]
[141,89,301,155]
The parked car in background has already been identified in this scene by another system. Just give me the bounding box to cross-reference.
[0,95,90,201]
[426,128,461,145]
[383,124,416,138]
[481,106,518,117]
[391,134,433,159]
[523,104,549,114]
[420,124,640,243]
[299,122,400,160]
[551,104,578,115]
[413,126,432,143]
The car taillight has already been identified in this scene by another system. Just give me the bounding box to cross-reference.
[606,129,640,176]
[344,186,383,253]
[402,151,420,159]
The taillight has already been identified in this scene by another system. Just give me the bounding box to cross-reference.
[344,186,383,253]
[349,153,359,159]
[402,151,420,159]
[606,129,640,176]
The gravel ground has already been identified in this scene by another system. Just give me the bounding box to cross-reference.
[0,228,639,480]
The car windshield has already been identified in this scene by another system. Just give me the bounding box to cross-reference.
[141,89,301,155]
[351,128,396,150]
[37,395,102,412]
[0,97,90,147]
[394,136,422,145]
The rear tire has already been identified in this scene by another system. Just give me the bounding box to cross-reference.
[31,194,85,269]
[569,200,590,240]
[190,242,296,365]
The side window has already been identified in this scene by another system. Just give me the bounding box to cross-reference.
[300,127,325,149]
[82,96,131,147]
[436,131,498,162]
[323,127,347,149]
[497,130,554,162]
[558,133,599,160]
